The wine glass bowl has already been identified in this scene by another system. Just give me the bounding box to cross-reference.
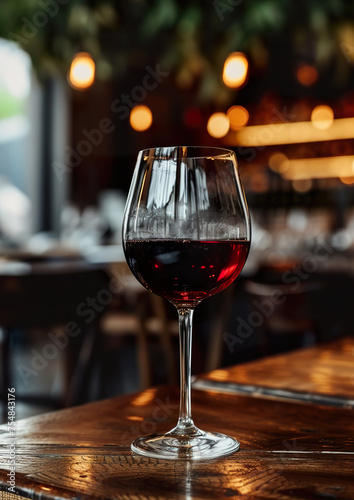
[123,146,251,460]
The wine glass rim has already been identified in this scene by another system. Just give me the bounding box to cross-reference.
[139,146,236,160]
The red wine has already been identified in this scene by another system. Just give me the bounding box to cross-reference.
[124,239,250,306]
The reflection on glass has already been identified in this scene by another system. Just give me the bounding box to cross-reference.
[123,146,251,460]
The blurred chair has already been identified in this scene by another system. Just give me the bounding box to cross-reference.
[0,260,109,416]
[244,276,322,354]
[205,284,237,372]
[99,265,179,391]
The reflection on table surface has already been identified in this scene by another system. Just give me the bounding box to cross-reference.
[195,337,354,407]
[0,338,353,499]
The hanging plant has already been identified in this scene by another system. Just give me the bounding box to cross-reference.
[0,0,352,90]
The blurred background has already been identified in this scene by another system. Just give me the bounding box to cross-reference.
[0,0,354,422]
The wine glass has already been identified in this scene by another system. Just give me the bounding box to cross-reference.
[122,146,251,460]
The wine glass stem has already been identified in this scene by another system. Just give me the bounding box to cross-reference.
[175,307,195,433]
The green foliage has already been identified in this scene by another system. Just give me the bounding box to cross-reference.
[142,0,179,36]
[0,0,352,87]
[0,89,24,119]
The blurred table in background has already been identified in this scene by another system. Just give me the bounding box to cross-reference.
[0,249,110,415]
[195,337,354,408]
[0,244,180,415]
[2,237,354,422]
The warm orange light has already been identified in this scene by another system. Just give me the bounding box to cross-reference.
[209,370,229,381]
[292,179,313,192]
[250,172,269,193]
[230,117,354,147]
[69,52,95,90]
[282,155,354,181]
[130,105,153,132]
[131,389,156,406]
[311,105,334,130]
[227,105,249,130]
[268,152,289,173]
[222,52,249,88]
[207,112,230,138]
[296,65,318,86]
[340,176,354,185]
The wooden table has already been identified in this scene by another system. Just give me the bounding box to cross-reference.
[0,339,353,499]
[195,337,354,408]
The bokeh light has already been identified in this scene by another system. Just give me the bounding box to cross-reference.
[282,156,354,180]
[222,52,249,88]
[207,112,230,138]
[130,105,153,131]
[292,179,313,192]
[340,176,354,185]
[268,152,289,173]
[250,172,269,193]
[69,53,95,90]
[311,105,334,130]
[296,65,318,86]
[227,105,249,130]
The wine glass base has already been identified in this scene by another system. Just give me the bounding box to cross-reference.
[131,429,240,460]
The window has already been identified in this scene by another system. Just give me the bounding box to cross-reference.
[0,39,34,242]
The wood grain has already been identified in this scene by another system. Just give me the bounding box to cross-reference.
[197,337,354,406]
[1,452,353,500]
[0,384,353,499]
[0,387,353,452]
